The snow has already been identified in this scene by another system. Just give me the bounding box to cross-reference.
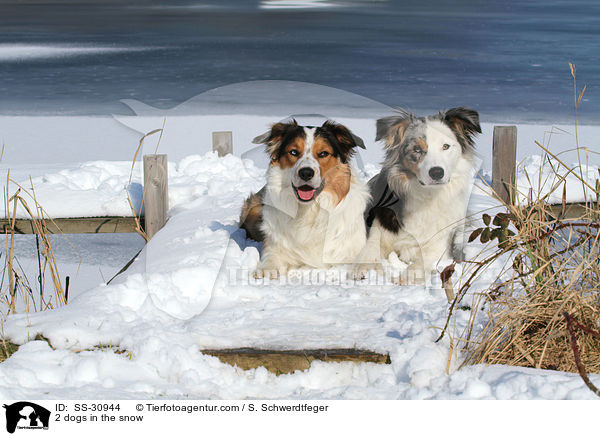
[259,0,340,9]
[1,89,600,400]
[0,44,151,62]
[515,154,599,204]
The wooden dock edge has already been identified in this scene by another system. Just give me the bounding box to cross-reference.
[200,348,391,375]
[0,216,141,235]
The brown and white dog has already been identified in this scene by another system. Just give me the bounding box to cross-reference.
[240,120,370,277]
[357,107,481,283]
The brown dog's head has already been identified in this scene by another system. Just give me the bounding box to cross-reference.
[253,120,364,202]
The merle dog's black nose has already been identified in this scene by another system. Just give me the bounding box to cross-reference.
[429,166,444,181]
[298,167,315,181]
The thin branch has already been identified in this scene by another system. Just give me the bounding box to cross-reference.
[563,312,600,397]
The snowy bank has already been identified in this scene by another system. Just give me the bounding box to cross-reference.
[2,112,599,219]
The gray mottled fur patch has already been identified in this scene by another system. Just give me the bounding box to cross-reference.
[382,119,426,168]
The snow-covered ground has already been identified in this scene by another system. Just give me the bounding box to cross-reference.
[1,89,599,400]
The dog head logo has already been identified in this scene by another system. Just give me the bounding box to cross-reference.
[3,402,50,434]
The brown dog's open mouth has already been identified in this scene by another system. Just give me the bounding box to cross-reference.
[294,184,317,202]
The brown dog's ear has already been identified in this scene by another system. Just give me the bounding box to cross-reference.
[440,107,481,151]
[252,120,302,161]
[319,120,364,164]
[376,110,413,148]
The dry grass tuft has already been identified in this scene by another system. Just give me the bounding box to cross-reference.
[0,336,18,363]
[1,174,67,315]
[461,192,599,374]
[441,65,600,394]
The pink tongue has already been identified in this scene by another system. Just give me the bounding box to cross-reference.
[297,188,316,201]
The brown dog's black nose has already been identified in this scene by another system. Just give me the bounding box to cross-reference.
[298,167,315,181]
[429,166,444,181]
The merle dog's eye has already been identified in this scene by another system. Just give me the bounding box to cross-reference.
[413,146,422,154]
[289,149,299,157]
[317,151,330,158]
[443,144,451,150]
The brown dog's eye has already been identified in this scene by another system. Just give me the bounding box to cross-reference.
[289,149,299,157]
[317,151,330,158]
[443,144,450,150]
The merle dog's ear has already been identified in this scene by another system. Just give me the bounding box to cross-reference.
[376,110,413,148]
[441,107,481,151]
[252,120,301,161]
[350,133,366,150]
[320,120,364,164]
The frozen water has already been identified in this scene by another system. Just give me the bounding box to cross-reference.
[1,0,598,122]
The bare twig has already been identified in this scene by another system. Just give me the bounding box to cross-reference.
[563,312,600,397]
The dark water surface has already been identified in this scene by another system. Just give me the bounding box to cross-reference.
[0,0,599,122]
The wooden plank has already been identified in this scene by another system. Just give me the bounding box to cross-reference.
[0,216,141,235]
[492,126,517,205]
[547,202,597,221]
[517,202,597,223]
[200,348,391,375]
[143,154,169,239]
[212,131,233,157]
[1,203,585,236]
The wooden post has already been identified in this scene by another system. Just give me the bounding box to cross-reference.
[143,154,168,239]
[212,131,233,157]
[492,126,517,204]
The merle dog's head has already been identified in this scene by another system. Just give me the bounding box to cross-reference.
[376,107,481,187]
[253,120,364,202]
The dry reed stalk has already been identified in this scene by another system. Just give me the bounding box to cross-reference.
[5,171,18,313]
